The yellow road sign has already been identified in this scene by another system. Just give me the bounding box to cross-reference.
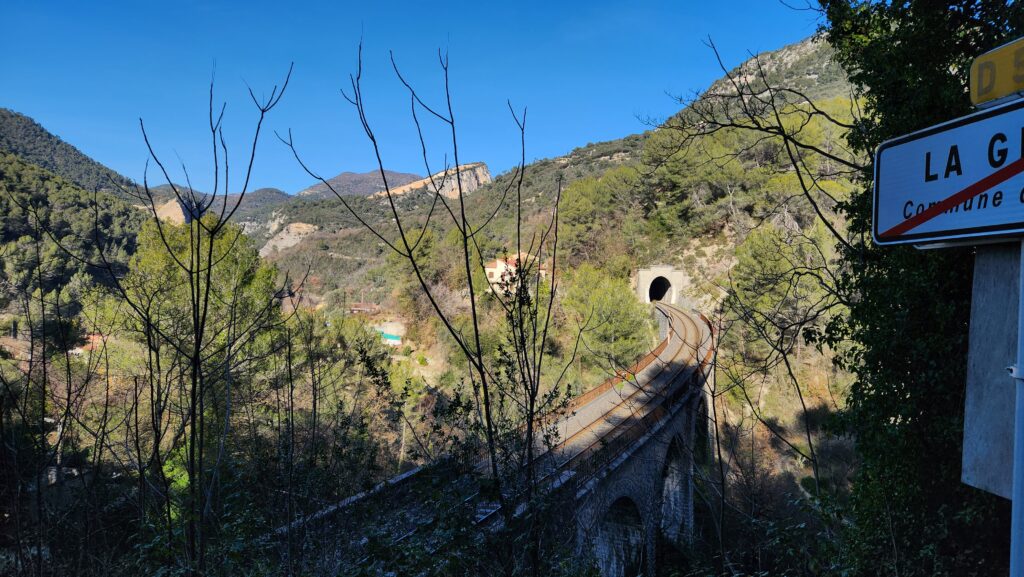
[972,37,1024,106]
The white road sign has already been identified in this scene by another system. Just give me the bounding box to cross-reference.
[874,97,1024,245]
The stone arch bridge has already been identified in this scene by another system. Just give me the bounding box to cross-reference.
[554,303,713,575]
[275,303,713,576]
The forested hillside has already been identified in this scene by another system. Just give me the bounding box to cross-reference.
[0,152,142,298]
[0,109,135,195]
[0,103,424,577]
[259,38,845,310]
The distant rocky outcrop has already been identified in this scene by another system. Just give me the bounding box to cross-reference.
[371,162,491,199]
[150,187,291,225]
[297,169,422,199]
[259,222,318,257]
[154,198,187,224]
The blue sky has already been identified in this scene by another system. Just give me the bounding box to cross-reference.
[1,1,821,193]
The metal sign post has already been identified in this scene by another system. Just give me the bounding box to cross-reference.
[1014,244,1024,575]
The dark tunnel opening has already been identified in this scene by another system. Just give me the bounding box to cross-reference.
[649,276,672,302]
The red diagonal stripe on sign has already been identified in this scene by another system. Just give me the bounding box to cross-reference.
[880,156,1024,239]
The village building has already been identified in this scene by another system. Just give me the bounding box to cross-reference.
[348,302,381,315]
[483,252,548,292]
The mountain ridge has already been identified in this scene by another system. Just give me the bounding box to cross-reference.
[707,36,848,102]
[297,169,423,198]
[0,108,135,196]
[0,34,850,308]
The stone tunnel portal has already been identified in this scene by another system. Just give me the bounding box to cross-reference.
[636,266,685,306]
[648,276,672,302]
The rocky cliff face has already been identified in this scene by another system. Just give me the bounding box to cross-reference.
[372,162,491,199]
[259,222,319,257]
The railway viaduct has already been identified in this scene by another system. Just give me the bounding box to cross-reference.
[275,302,713,577]
[473,302,713,576]
[563,303,713,576]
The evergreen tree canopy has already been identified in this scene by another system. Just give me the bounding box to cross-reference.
[822,2,1024,574]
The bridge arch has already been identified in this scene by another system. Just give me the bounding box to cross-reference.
[594,496,646,577]
[694,397,711,467]
[685,397,712,548]
[659,437,689,544]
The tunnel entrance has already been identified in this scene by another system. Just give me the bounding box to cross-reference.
[649,276,672,302]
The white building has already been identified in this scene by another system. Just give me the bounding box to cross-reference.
[484,252,547,292]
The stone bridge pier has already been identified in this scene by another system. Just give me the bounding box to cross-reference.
[574,382,710,576]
